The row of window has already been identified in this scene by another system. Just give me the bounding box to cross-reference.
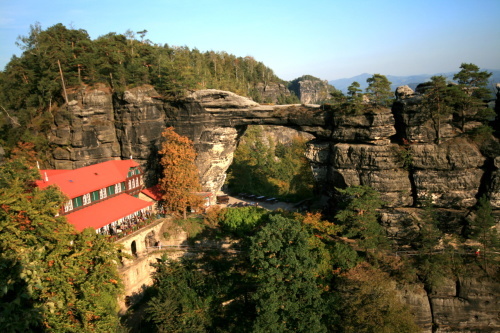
[127,167,141,178]
[64,176,142,213]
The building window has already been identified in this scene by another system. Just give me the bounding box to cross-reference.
[99,188,107,199]
[64,200,73,212]
[83,193,91,205]
[128,179,132,190]
[121,182,126,191]
[73,196,83,208]
[91,190,99,201]
[135,168,140,175]
[107,185,115,196]
[139,176,143,186]
[115,183,122,194]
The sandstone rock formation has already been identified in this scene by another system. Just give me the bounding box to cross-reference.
[46,84,499,331]
[253,82,293,104]
[48,84,499,211]
[288,77,333,104]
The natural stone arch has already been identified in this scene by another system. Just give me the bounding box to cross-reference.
[192,124,319,196]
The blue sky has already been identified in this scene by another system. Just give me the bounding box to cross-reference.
[1,0,499,81]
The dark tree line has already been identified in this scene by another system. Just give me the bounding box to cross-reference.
[0,23,297,157]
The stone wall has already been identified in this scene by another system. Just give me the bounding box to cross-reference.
[116,217,188,313]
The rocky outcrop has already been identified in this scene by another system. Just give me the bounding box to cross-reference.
[428,277,500,332]
[328,143,412,207]
[398,276,500,333]
[410,139,486,208]
[46,84,499,331]
[48,85,499,211]
[50,84,120,169]
[288,76,333,104]
[253,82,293,104]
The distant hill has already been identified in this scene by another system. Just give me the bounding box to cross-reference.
[329,69,500,96]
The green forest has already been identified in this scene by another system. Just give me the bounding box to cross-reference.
[0,23,299,156]
[130,185,498,332]
[1,23,499,332]
[226,126,315,202]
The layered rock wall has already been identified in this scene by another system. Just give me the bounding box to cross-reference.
[288,78,333,104]
[49,85,499,212]
[47,84,499,331]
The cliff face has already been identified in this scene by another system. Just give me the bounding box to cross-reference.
[48,84,499,331]
[253,82,293,103]
[49,84,499,212]
[289,78,332,104]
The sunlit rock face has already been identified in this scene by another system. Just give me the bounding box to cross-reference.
[49,85,498,211]
[294,79,332,104]
[47,85,500,211]
[47,84,499,331]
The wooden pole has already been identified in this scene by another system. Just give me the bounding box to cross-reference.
[57,59,69,105]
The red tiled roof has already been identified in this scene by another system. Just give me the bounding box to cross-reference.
[141,184,163,201]
[65,193,153,231]
[36,159,139,198]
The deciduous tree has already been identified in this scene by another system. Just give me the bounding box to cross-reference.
[0,158,123,332]
[158,127,203,219]
[336,263,420,333]
[250,214,327,333]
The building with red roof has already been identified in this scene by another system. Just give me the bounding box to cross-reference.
[36,159,153,234]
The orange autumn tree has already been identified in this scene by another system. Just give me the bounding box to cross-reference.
[159,127,204,219]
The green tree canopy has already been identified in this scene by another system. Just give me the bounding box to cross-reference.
[366,74,392,106]
[421,75,454,144]
[334,185,387,250]
[468,195,499,271]
[451,63,494,131]
[0,158,123,332]
[145,257,212,333]
[250,214,327,333]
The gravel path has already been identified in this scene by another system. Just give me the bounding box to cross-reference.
[222,194,296,211]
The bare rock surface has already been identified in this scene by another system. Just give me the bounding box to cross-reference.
[45,85,500,331]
